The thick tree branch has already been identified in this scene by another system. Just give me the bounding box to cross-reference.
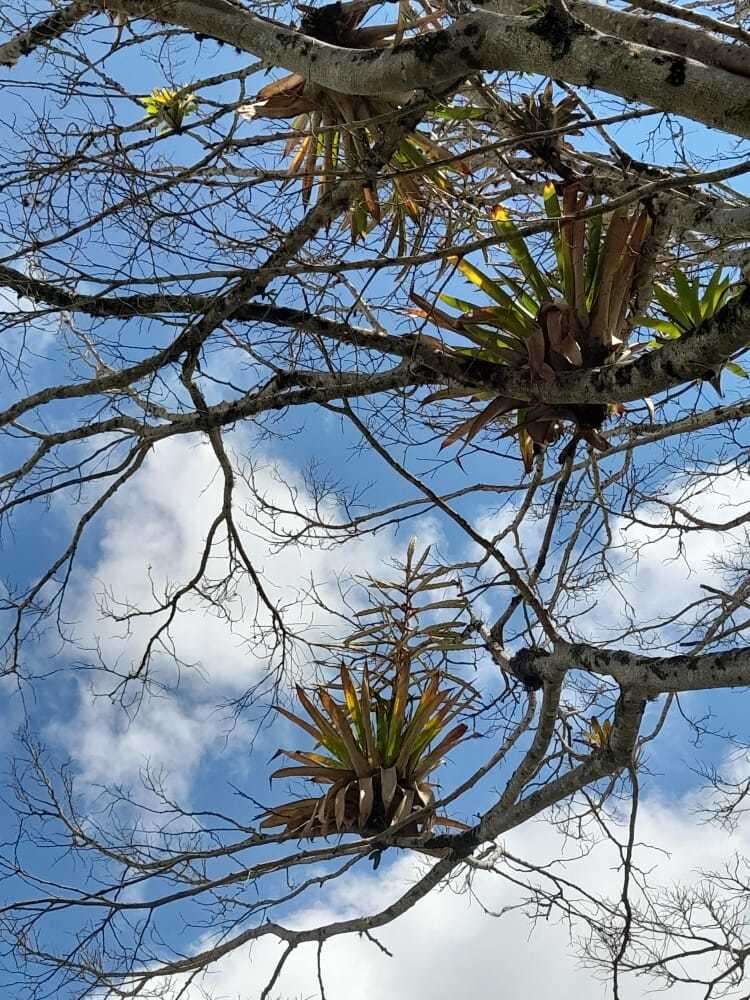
[2,279,749,430]
[489,0,750,79]
[0,1,90,68]
[516,641,750,696]
[100,0,750,137]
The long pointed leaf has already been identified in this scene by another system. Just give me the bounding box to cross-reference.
[449,257,518,311]
[386,651,411,763]
[491,205,550,303]
[270,765,352,784]
[276,749,343,769]
[653,282,692,331]
[359,663,378,765]
[441,395,518,449]
[340,663,365,751]
[273,704,323,745]
[413,723,470,779]
[319,689,372,778]
[673,268,702,327]
[295,686,348,761]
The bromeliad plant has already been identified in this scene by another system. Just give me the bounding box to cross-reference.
[499,80,584,177]
[260,659,473,838]
[413,184,652,470]
[239,0,468,243]
[260,541,477,838]
[584,716,612,749]
[140,86,198,132]
[338,540,482,678]
[641,266,744,392]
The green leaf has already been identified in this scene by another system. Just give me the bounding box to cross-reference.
[725,361,749,379]
[494,270,542,320]
[491,205,550,304]
[653,283,692,331]
[430,104,486,122]
[543,181,561,220]
[638,317,683,339]
[439,292,480,314]
[673,269,702,327]
[319,689,371,778]
[701,266,727,319]
[340,664,366,751]
[450,257,518,310]
[463,304,536,340]
[386,656,411,763]
[543,182,570,300]
[450,327,517,359]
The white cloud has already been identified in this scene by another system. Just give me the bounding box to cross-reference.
[468,465,750,649]
[588,466,750,641]
[48,687,218,800]
[159,782,750,1000]
[53,433,441,797]
[68,434,417,692]
[24,448,750,999]
[0,258,60,370]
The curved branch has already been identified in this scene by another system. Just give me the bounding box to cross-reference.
[0,1,90,68]
[101,0,750,137]
[519,640,750,696]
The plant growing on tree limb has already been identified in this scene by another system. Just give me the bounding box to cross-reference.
[415,184,651,468]
[261,661,472,836]
[641,265,746,392]
[140,85,198,132]
[239,0,467,241]
[498,79,585,178]
[2,2,750,998]
[261,541,478,837]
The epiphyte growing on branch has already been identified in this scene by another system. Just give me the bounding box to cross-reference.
[641,266,745,394]
[499,79,584,178]
[414,183,651,470]
[260,541,478,838]
[237,0,468,244]
[260,660,473,837]
[140,86,198,133]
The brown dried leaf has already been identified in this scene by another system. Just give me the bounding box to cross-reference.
[273,704,322,744]
[334,784,349,831]
[362,183,381,223]
[555,334,583,367]
[518,427,535,473]
[410,291,464,333]
[581,428,611,452]
[433,816,472,831]
[440,395,518,449]
[358,775,375,829]
[526,327,547,377]
[381,765,398,813]
[270,765,352,784]
[257,73,307,101]
[413,723,469,779]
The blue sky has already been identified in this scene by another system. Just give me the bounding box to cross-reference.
[1,6,750,999]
